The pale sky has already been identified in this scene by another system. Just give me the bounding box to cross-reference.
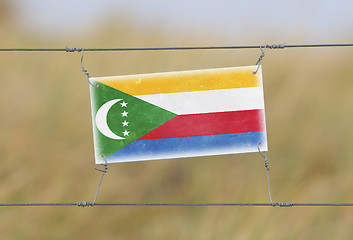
[11,0,353,42]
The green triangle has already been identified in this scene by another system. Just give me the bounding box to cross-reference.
[90,79,177,162]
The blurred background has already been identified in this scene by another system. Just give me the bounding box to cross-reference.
[1,0,353,239]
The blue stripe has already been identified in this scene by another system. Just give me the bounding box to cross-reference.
[107,131,267,163]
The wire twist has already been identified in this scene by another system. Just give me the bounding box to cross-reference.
[65,47,82,52]
[80,49,99,87]
[266,44,286,49]
[252,43,285,74]
[92,155,108,206]
[253,46,267,75]
[275,202,294,207]
[76,202,93,207]
[257,142,274,206]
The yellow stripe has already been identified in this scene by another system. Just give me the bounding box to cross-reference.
[93,66,262,95]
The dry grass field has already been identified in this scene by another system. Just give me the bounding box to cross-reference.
[1,4,353,239]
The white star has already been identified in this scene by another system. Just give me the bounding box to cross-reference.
[122,130,130,136]
[122,120,129,127]
[121,111,128,117]
[120,101,128,107]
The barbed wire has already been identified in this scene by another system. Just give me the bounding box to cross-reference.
[1,202,353,207]
[0,43,352,52]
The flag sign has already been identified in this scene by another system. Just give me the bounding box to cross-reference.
[90,66,267,164]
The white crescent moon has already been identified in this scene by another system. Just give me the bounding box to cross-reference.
[96,99,125,140]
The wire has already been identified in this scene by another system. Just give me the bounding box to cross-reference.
[0,203,78,206]
[1,202,353,207]
[1,42,353,208]
[0,43,353,52]
[94,203,353,207]
[92,156,108,205]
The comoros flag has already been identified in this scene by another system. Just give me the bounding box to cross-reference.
[90,66,267,164]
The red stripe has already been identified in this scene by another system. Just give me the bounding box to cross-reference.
[139,109,264,140]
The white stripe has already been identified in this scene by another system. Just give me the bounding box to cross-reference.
[136,87,264,114]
